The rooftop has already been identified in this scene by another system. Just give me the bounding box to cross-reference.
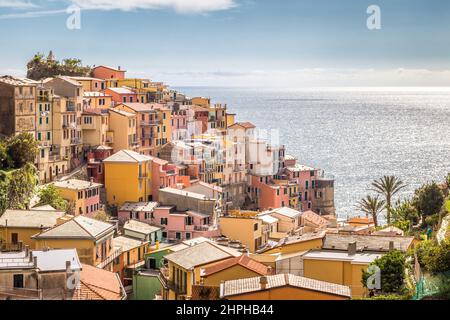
[264,207,302,219]
[0,209,65,229]
[33,216,115,240]
[0,75,38,86]
[108,108,135,118]
[32,249,82,272]
[104,150,152,163]
[53,179,102,190]
[302,250,382,265]
[123,220,161,235]
[159,187,215,201]
[274,231,326,248]
[121,103,165,112]
[201,255,271,277]
[286,163,316,172]
[164,241,233,270]
[113,236,147,252]
[220,274,351,298]
[302,210,329,228]
[106,87,135,95]
[84,91,111,97]
[323,233,415,252]
[74,264,125,300]
[119,202,159,212]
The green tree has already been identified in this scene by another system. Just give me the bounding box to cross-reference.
[362,250,406,294]
[357,195,386,227]
[371,176,407,225]
[412,182,444,219]
[7,163,38,210]
[26,51,92,80]
[0,171,8,214]
[390,200,419,232]
[0,141,13,169]
[6,133,38,168]
[38,184,68,211]
[415,240,450,274]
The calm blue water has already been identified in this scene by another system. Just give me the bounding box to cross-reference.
[176,87,450,221]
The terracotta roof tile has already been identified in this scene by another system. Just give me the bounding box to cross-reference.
[202,255,270,276]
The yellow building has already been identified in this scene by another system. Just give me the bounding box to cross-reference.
[108,108,138,153]
[0,209,65,249]
[114,103,172,156]
[69,76,106,92]
[262,231,325,255]
[200,254,271,287]
[103,150,152,206]
[302,249,382,298]
[81,109,110,147]
[161,241,239,300]
[112,236,149,285]
[219,216,269,253]
[220,274,351,300]
[53,179,103,216]
[32,215,116,267]
[83,91,112,108]
[191,97,211,107]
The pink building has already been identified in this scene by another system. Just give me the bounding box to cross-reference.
[148,156,180,202]
[118,202,160,225]
[93,65,126,80]
[152,206,220,241]
[248,175,290,211]
[104,87,139,105]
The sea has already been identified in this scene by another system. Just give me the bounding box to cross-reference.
[176,87,450,222]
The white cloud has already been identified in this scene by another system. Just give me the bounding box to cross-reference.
[149,68,450,87]
[70,0,237,13]
[0,0,36,9]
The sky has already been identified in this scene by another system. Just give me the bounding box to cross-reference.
[0,0,449,87]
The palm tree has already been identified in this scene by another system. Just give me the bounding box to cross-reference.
[357,195,386,227]
[371,176,406,225]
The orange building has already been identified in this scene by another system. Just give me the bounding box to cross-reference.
[93,65,126,80]
[220,274,351,300]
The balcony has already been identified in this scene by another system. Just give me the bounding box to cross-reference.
[96,247,122,269]
[0,241,23,252]
[140,120,162,126]
[70,138,82,145]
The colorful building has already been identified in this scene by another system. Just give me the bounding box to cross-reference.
[53,179,102,217]
[220,274,351,300]
[108,108,138,152]
[93,65,126,80]
[32,215,116,267]
[0,209,65,248]
[103,150,152,206]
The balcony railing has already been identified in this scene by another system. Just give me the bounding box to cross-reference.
[140,120,162,126]
[0,241,23,252]
[96,247,122,269]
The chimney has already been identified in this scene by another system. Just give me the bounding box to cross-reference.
[260,276,268,290]
[389,241,395,251]
[118,66,121,70]
[65,261,71,273]
[25,245,30,258]
[348,241,357,256]
[33,256,38,268]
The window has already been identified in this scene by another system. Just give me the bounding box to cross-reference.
[186,233,191,240]
[13,274,24,288]
[162,232,167,239]
[254,223,258,231]
[312,180,315,189]
[41,149,45,158]
[305,181,309,189]
[176,232,181,240]
[123,96,127,103]
[161,218,168,225]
